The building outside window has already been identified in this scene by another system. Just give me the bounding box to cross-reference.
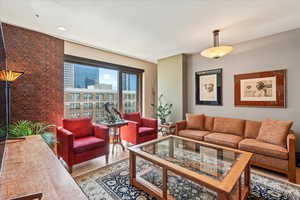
[71,93,80,100]
[83,103,93,109]
[64,60,142,122]
[70,103,80,110]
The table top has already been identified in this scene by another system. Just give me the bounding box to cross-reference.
[98,120,128,127]
[129,135,252,193]
[159,123,175,128]
[0,135,88,200]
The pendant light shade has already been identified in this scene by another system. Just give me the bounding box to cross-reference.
[201,30,233,59]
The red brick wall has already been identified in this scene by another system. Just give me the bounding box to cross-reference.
[3,24,64,126]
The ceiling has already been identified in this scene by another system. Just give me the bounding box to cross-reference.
[1,0,300,63]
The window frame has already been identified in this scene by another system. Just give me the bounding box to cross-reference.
[64,55,144,115]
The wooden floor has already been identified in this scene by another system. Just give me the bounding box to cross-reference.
[70,144,300,186]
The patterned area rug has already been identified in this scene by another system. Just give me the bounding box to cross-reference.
[75,159,300,200]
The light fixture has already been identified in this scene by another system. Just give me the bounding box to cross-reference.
[0,70,24,136]
[201,30,233,59]
[0,70,24,82]
[57,26,67,31]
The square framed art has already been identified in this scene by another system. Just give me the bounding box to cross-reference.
[195,68,222,105]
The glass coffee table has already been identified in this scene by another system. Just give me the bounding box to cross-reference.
[128,135,252,200]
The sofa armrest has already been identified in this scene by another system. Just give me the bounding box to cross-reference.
[56,127,74,161]
[176,120,187,135]
[287,130,296,182]
[94,124,109,143]
[141,117,158,130]
[287,131,296,152]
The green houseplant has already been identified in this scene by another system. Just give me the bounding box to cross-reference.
[151,94,173,125]
[8,120,57,147]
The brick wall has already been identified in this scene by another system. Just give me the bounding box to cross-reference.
[3,24,64,126]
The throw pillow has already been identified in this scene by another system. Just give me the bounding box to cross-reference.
[186,114,205,130]
[257,119,293,147]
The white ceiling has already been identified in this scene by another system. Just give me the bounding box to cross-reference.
[1,0,300,63]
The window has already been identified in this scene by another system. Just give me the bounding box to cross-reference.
[83,103,93,109]
[64,56,143,122]
[122,72,139,113]
[70,103,80,110]
[71,93,80,100]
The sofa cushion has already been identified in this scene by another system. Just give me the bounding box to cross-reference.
[139,127,155,137]
[239,139,288,160]
[244,120,261,139]
[178,130,210,141]
[256,119,293,147]
[213,117,245,136]
[204,132,243,148]
[123,112,141,126]
[74,136,105,153]
[63,118,94,138]
[186,114,205,130]
[204,116,214,131]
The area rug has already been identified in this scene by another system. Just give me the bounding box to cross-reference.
[75,159,300,200]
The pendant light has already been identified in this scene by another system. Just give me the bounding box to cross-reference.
[201,30,233,59]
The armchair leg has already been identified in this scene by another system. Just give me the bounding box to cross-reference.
[105,154,109,164]
[68,164,73,173]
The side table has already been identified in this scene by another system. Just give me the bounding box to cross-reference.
[159,123,176,136]
[99,120,128,154]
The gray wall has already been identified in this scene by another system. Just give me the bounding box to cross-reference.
[187,28,300,150]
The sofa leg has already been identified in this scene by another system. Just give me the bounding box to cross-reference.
[288,170,296,183]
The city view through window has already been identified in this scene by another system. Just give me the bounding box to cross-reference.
[64,62,139,123]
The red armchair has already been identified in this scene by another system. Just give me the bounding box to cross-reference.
[120,112,158,145]
[56,118,109,173]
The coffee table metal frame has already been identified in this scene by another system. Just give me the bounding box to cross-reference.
[128,135,252,200]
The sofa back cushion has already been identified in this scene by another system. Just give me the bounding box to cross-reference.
[204,116,214,131]
[186,114,205,130]
[123,112,141,126]
[63,117,94,138]
[213,117,245,136]
[257,119,293,147]
[244,120,261,139]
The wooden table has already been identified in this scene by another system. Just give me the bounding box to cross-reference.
[0,135,88,200]
[159,123,176,136]
[128,135,252,200]
[99,120,128,154]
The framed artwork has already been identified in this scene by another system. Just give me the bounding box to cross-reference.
[195,68,222,105]
[234,69,286,107]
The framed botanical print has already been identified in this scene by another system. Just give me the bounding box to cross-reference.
[195,68,222,105]
[234,69,286,107]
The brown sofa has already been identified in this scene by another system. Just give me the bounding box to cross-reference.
[176,115,296,183]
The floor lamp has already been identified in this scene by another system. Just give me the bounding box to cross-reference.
[0,69,24,140]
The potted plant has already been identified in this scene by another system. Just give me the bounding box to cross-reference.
[8,120,57,149]
[151,94,173,125]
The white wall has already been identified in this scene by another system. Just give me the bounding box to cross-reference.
[157,54,187,122]
[64,41,157,117]
[187,28,300,150]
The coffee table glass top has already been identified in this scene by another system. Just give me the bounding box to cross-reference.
[137,136,241,181]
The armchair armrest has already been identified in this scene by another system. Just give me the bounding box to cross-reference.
[56,127,74,161]
[121,120,139,136]
[287,130,296,182]
[141,117,158,130]
[175,120,187,135]
[94,124,109,143]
